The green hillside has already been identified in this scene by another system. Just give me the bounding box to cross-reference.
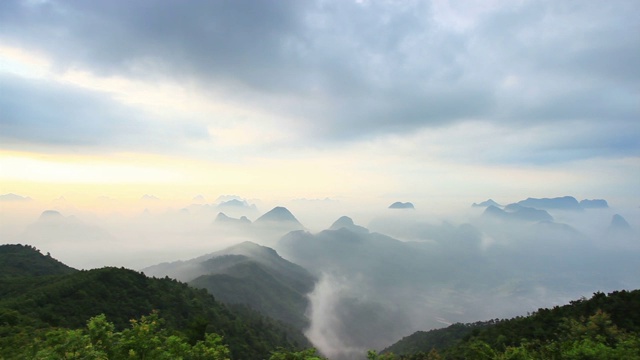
[381,289,640,359]
[0,244,310,360]
[145,241,316,330]
[190,256,312,329]
[0,244,77,278]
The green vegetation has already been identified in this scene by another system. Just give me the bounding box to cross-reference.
[379,290,640,359]
[145,241,316,331]
[0,244,76,278]
[190,256,313,329]
[16,311,231,359]
[0,244,309,360]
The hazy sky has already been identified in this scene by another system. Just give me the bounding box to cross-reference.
[1,0,639,208]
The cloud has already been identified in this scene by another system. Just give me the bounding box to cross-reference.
[0,73,209,152]
[0,0,637,161]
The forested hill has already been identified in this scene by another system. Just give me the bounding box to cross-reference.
[0,245,310,360]
[382,289,640,359]
[0,244,77,278]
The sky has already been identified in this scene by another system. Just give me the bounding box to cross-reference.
[1,0,639,211]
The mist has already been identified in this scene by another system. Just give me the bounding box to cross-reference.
[1,194,639,359]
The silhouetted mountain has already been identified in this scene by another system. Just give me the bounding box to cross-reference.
[604,214,636,242]
[579,198,609,208]
[0,250,310,360]
[253,207,304,232]
[610,214,631,230]
[214,199,259,218]
[471,199,500,208]
[256,206,299,223]
[483,204,553,222]
[0,193,31,202]
[39,209,64,220]
[515,196,582,210]
[504,204,554,222]
[213,212,251,225]
[217,199,247,208]
[389,202,415,209]
[330,216,369,234]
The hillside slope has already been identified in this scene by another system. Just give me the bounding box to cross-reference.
[0,244,310,360]
[383,289,640,358]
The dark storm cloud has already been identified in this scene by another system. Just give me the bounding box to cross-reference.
[0,74,208,151]
[1,0,638,159]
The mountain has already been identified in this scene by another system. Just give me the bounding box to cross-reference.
[604,214,636,242]
[382,289,640,358]
[471,199,501,208]
[389,202,415,209]
[0,245,310,360]
[214,199,259,218]
[0,244,76,279]
[610,214,631,230]
[189,257,313,329]
[255,206,300,223]
[276,211,640,359]
[276,227,464,353]
[20,210,115,243]
[579,198,609,208]
[213,212,251,225]
[515,196,582,211]
[482,204,553,222]
[329,216,369,234]
[0,193,31,202]
[0,244,78,300]
[253,206,305,232]
[143,241,316,329]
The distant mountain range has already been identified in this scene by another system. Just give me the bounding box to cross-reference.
[472,196,609,211]
[483,204,554,222]
[471,199,501,207]
[0,193,32,202]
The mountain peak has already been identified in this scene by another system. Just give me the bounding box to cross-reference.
[331,216,354,228]
[389,202,415,209]
[580,199,609,209]
[472,199,501,208]
[255,206,300,224]
[39,210,63,220]
[0,193,32,202]
[515,196,581,210]
[610,214,631,230]
[329,216,369,233]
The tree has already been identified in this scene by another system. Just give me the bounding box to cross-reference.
[23,312,231,360]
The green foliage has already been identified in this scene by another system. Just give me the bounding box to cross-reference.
[387,290,640,360]
[190,259,313,330]
[0,265,309,359]
[269,347,326,360]
[383,322,483,355]
[0,244,77,278]
[18,312,231,360]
